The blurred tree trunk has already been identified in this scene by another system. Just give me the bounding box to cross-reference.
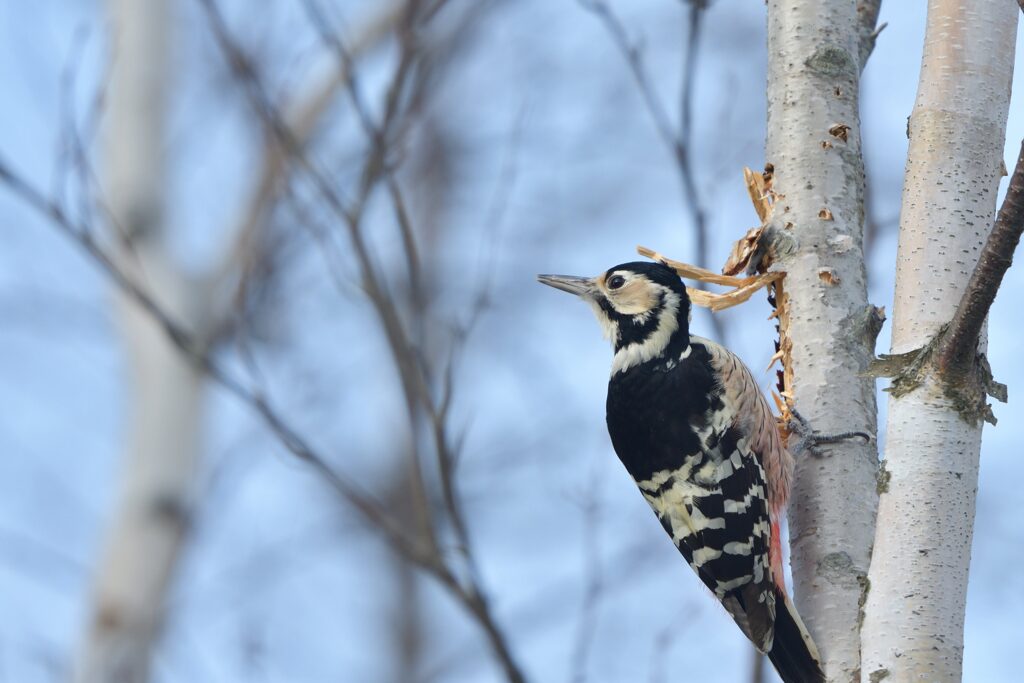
[764,1,881,680]
[860,3,1018,681]
[75,1,204,682]
[73,2,402,678]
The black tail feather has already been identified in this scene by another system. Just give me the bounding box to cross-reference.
[766,586,825,683]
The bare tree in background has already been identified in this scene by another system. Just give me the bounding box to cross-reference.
[77,2,196,679]
[72,1,407,680]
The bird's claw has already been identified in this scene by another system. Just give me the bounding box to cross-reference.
[786,408,871,458]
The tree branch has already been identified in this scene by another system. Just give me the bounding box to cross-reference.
[936,140,1024,376]
[0,154,437,568]
[195,3,527,681]
[857,1,885,70]
[210,1,403,335]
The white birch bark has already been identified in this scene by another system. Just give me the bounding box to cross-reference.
[765,2,880,680]
[75,2,207,682]
[860,4,1017,681]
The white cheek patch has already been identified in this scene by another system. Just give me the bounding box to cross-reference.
[610,289,684,375]
[607,278,657,315]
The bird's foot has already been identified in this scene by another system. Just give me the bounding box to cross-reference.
[786,408,871,458]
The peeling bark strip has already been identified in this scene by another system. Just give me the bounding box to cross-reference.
[860,3,1018,681]
[764,2,881,680]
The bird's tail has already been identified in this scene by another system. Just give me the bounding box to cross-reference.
[767,586,825,683]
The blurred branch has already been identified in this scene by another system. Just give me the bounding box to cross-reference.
[858,1,885,279]
[293,7,526,681]
[569,480,604,683]
[679,2,706,144]
[139,1,525,680]
[196,0,431,437]
[579,0,724,341]
[0,153,441,579]
[579,1,678,163]
[1,0,525,678]
[53,5,401,679]
[857,1,885,69]
[211,1,404,334]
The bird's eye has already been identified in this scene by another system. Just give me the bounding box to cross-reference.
[608,275,626,290]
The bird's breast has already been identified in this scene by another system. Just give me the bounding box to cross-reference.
[605,346,722,482]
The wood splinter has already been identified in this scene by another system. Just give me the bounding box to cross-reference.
[639,165,799,439]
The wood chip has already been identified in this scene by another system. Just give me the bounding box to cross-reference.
[744,166,773,224]
[723,226,765,276]
[637,245,783,313]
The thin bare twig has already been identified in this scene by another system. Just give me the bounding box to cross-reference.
[212,1,403,336]
[302,0,497,596]
[297,0,443,568]
[194,2,526,681]
[0,154,439,572]
[312,0,428,314]
[197,0,435,459]
[935,140,1024,377]
[569,478,604,683]
[4,1,524,678]
[679,2,705,146]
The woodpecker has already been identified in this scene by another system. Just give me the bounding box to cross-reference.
[539,261,824,683]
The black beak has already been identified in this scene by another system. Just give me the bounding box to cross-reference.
[536,274,596,297]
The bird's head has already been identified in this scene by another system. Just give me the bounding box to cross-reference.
[538,261,692,373]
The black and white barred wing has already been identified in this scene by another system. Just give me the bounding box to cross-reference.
[636,433,777,652]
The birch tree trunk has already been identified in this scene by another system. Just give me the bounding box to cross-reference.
[75,2,208,682]
[765,2,881,680]
[860,4,1018,681]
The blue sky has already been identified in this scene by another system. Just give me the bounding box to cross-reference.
[1,2,1023,682]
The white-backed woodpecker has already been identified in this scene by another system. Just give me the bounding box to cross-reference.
[539,261,825,683]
